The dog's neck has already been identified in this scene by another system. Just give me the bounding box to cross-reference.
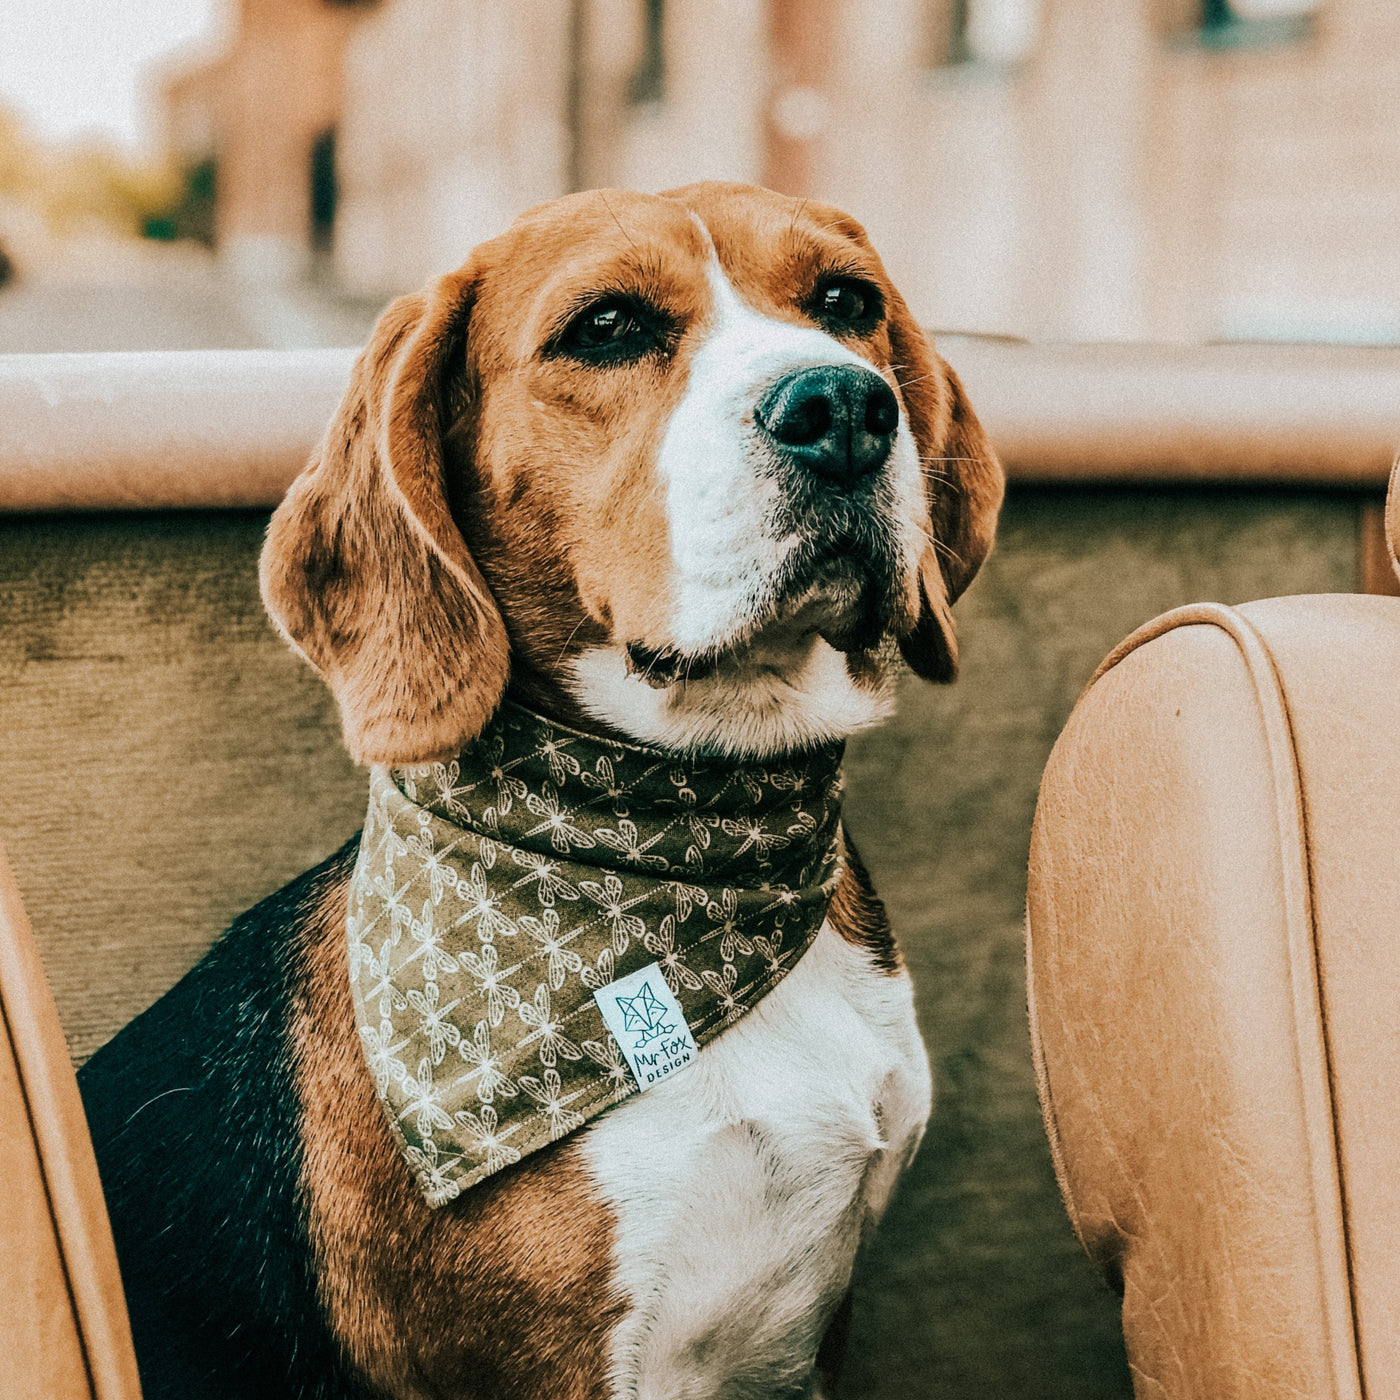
[509,632,897,762]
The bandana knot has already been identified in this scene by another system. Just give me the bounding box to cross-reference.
[348,698,845,1205]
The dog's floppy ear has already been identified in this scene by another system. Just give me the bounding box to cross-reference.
[886,295,1005,683]
[260,264,509,766]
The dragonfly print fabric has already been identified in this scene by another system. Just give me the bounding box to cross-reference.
[347,698,846,1205]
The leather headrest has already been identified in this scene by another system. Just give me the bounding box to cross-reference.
[1388,458,1400,587]
[1028,592,1400,1393]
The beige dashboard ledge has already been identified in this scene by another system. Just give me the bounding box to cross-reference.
[0,348,357,511]
[4,340,1400,511]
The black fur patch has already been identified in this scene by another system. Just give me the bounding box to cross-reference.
[79,839,364,1400]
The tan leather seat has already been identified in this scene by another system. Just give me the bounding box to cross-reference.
[1027,475,1400,1399]
[0,839,141,1400]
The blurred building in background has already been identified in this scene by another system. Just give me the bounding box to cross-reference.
[158,0,1400,346]
[160,0,366,278]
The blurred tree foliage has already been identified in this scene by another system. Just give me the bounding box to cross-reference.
[0,103,181,241]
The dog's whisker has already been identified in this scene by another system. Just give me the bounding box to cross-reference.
[598,190,639,255]
[552,615,591,669]
[931,536,967,569]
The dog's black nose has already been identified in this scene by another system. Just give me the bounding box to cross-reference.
[755,365,899,485]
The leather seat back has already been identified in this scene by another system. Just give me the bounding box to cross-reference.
[1027,497,1400,1396]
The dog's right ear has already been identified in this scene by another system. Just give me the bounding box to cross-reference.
[884,292,1004,685]
[260,264,509,766]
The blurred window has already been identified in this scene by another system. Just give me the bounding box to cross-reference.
[931,0,1042,68]
[310,129,337,254]
[628,0,666,104]
[1178,0,1319,46]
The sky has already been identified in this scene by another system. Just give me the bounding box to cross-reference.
[0,0,228,154]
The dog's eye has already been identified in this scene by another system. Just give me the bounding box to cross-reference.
[815,278,882,328]
[558,298,659,360]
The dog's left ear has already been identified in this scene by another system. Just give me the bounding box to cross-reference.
[886,294,1005,683]
[260,263,510,766]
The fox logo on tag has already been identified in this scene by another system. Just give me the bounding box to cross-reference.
[594,962,699,1090]
[614,981,676,1047]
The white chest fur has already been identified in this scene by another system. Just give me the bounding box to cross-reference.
[579,924,933,1400]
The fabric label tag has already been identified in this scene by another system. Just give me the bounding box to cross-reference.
[593,962,699,1092]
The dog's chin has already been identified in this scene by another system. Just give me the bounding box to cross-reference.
[624,561,894,692]
[576,565,904,756]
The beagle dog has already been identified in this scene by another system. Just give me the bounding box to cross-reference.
[78,181,1002,1400]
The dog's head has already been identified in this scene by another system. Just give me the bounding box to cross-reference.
[261,182,1003,763]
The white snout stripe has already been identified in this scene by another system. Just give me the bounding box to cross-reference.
[659,258,889,655]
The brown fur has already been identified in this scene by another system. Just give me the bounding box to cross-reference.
[442,195,711,726]
[291,874,624,1399]
[830,828,901,975]
[892,356,1003,682]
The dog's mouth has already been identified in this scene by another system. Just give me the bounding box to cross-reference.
[624,639,707,687]
[624,531,900,690]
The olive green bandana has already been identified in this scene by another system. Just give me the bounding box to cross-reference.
[347,697,845,1206]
